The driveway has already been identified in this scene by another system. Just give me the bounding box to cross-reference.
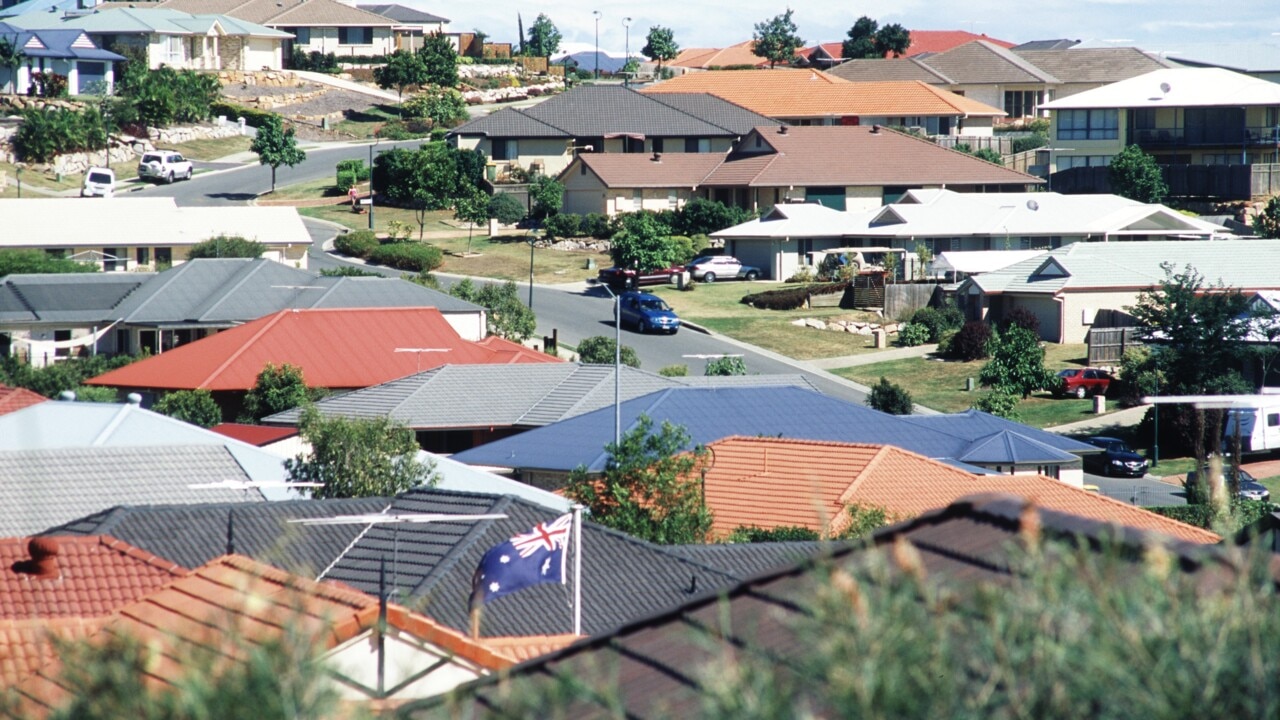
[1088,473,1186,507]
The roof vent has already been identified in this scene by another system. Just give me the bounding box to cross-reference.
[870,125,881,134]
[778,125,788,135]
[127,393,142,405]
[13,537,60,579]
[59,390,76,401]
[651,152,661,162]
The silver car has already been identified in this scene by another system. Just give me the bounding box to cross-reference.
[685,255,762,282]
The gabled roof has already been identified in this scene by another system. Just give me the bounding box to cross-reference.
[262,362,819,429]
[209,422,297,446]
[699,436,1216,543]
[1040,67,1280,110]
[85,307,560,392]
[643,69,1006,119]
[0,618,98,689]
[0,535,187,619]
[915,39,1060,84]
[0,22,124,61]
[109,258,479,328]
[644,92,783,134]
[903,31,1016,57]
[827,56,956,83]
[0,272,152,325]
[0,445,263,537]
[901,408,1101,457]
[0,384,46,416]
[158,0,395,27]
[43,7,292,38]
[965,239,1280,296]
[1014,47,1172,84]
[356,3,448,24]
[450,386,1083,475]
[669,40,768,69]
[574,152,723,188]
[418,494,1250,718]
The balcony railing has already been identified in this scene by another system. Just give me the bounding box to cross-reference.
[1131,126,1280,147]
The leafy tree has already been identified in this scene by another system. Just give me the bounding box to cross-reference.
[0,249,97,278]
[841,17,911,59]
[1109,144,1168,204]
[453,189,490,253]
[1,353,139,399]
[152,389,222,427]
[576,335,641,368]
[185,234,265,260]
[973,388,1021,419]
[374,50,428,110]
[973,147,1004,165]
[566,415,712,545]
[610,212,681,270]
[529,175,563,221]
[978,325,1055,398]
[240,363,310,422]
[287,407,436,499]
[449,279,536,341]
[752,9,804,68]
[416,31,459,87]
[401,86,468,127]
[727,525,819,542]
[372,143,484,208]
[866,376,913,415]
[642,26,680,74]
[672,198,752,235]
[704,356,747,376]
[1253,195,1280,238]
[250,115,306,193]
[525,13,562,60]
[488,193,526,225]
[318,266,381,277]
[948,321,993,361]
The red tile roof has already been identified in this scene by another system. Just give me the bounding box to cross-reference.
[0,536,187,620]
[0,385,46,416]
[0,618,99,688]
[574,152,724,188]
[670,41,769,69]
[903,31,1016,57]
[477,633,581,663]
[210,423,299,446]
[85,308,561,392]
[700,437,1220,544]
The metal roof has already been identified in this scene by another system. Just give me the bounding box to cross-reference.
[1040,67,1280,110]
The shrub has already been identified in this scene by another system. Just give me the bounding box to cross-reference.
[727,525,820,542]
[867,377,913,415]
[785,265,815,283]
[289,48,339,72]
[367,242,443,272]
[910,305,963,343]
[30,71,68,98]
[949,321,993,361]
[581,213,613,239]
[973,388,1020,419]
[209,101,275,128]
[658,364,689,377]
[488,193,526,225]
[333,230,379,258]
[668,235,708,266]
[153,389,222,427]
[576,336,640,368]
[13,106,109,163]
[335,170,357,193]
[704,357,747,376]
[1012,133,1048,154]
[376,119,433,140]
[1000,306,1041,334]
[401,86,469,127]
[741,282,847,311]
[541,213,582,239]
[335,159,370,182]
[896,322,930,347]
[186,235,265,259]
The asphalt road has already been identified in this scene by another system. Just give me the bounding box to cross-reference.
[153,143,872,406]
[1087,473,1186,506]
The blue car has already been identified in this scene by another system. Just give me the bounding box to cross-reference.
[619,291,680,334]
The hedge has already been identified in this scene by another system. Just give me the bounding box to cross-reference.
[333,230,378,258]
[367,242,443,272]
[1147,500,1276,532]
[741,282,848,311]
[209,101,276,129]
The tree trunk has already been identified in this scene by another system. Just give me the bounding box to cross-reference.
[270,165,277,193]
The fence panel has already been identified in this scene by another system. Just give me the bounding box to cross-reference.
[1087,327,1143,365]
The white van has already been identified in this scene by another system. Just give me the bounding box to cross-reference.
[1223,404,1280,454]
[81,167,115,198]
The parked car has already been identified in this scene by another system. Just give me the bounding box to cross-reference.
[80,167,115,198]
[1185,464,1271,502]
[137,150,193,184]
[597,266,683,291]
[618,291,680,334]
[1081,436,1149,477]
[685,255,762,282]
[1055,368,1113,398]
[1222,404,1280,454]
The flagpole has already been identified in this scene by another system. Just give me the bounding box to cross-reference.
[572,504,583,636]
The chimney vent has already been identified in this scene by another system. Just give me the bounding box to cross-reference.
[870,124,881,134]
[127,393,142,405]
[651,152,661,162]
[59,390,76,401]
[13,538,60,579]
[778,125,788,135]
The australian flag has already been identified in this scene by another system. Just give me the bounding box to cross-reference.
[471,514,572,608]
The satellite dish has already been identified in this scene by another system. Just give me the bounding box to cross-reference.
[1160,82,1171,94]
[1027,200,1039,211]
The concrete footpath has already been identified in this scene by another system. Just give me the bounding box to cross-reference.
[808,344,939,370]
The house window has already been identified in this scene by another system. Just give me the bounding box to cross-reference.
[103,248,125,272]
[490,138,516,161]
[54,330,72,358]
[685,138,710,153]
[652,137,664,153]
[155,247,172,267]
[115,328,130,354]
[624,137,644,153]
[632,189,643,210]
[136,247,150,266]
[1003,90,1043,118]
[165,35,183,64]
[293,27,311,44]
[668,189,679,209]
[1057,109,1118,140]
[338,27,373,45]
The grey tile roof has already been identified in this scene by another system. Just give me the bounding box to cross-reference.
[921,39,1060,84]
[1013,48,1172,85]
[450,107,571,139]
[44,498,390,576]
[319,488,758,636]
[645,93,782,135]
[828,57,956,84]
[0,445,261,537]
[356,3,447,23]
[663,541,832,578]
[0,273,151,325]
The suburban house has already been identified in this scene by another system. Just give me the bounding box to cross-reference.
[956,238,1280,343]
[1,5,290,71]
[448,85,779,179]
[417,494,1245,718]
[800,30,1017,67]
[829,42,1171,121]
[712,187,1224,282]
[696,436,1215,542]
[155,0,398,58]
[84,307,561,415]
[1038,67,1280,196]
[641,69,1007,134]
[558,125,1039,220]
[262,363,819,454]
[0,198,311,272]
[1158,42,1280,84]
[0,384,45,416]
[5,554,538,713]
[356,3,447,52]
[0,258,484,367]
[666,40,769,71]
[0,21,124,95]
[449,386,1097,488]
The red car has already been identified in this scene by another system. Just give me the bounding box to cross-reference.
[597,266,683,291]
[1056,368,1113,398]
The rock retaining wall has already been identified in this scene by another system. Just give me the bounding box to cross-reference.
[1,120,242,174]
[458,64,521,79]
[216,70,301,87]
[791,318,898,336]
[462,82,562,105]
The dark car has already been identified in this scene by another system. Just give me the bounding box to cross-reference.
[1186,465,1271,502]
[597,266,683,291]
[1082,436,1149,477]
[684,255,762,282]
[619,291,680,334]
[1055,368,1113,398]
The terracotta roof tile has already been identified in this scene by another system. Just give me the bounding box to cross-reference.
[209,423,298,446]
[700,437,1220,544]
[575,152,724,188]
[85,308,561,392]
[669,41,768,69]
[0,385,45,416]
[476,633,581,663]
[904,31,1016,57]
[0,535,187,620]
[0,618,99,687]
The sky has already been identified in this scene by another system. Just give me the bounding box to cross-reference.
[410,0,1279,59]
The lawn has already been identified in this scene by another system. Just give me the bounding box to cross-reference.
[333,104,419,140]
[832,343,1123,428]
[648,283,891,361]
[171,135,253,161]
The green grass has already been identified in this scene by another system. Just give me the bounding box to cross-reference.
[170,135,253,161]
[332,104,403,139]
[648,283,889,361]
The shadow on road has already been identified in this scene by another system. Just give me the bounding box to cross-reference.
[206,192,258,202]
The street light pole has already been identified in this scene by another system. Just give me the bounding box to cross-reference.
[368,138,382,231]
[591,280,623,449]
[592,11,601,80]
[623,17,632,86]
